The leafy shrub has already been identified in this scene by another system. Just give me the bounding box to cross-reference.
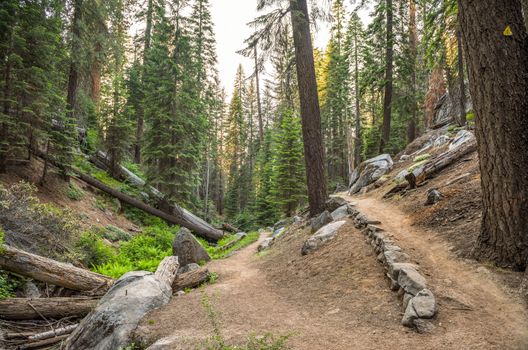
[92,223,177,278]
[123,205,163,226]
[0,182,82,262]
[0,270,18,299]
[67,183,85,201]
[102,225,131,242]
[76,231,116,267]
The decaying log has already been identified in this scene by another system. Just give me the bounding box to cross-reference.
[172,267,210,292]
[75,172,223,242]
[0,297,98,320]
[154,256,180,287]
[405,138,477,188]
[220,233,246,251]
[18,334,69,349]
[28,324,78,341]
[89,150,224,242]
[382,182,408,198]
[0,245,113,294]
[221,223,240,233]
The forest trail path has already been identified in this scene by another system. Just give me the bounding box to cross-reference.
[345,194,528,349]
[137,196,528,350]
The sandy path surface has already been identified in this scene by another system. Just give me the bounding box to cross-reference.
[136,196,528,350]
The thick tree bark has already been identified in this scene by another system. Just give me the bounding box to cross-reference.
[0,26,14,173]
[407,0,418,143]
[289,0,328,216]
[458,0,528,269]
[0,245,114,293]
[522,0,528,29]
[0,298,97,320]
[380,0,394,153]
[456,26,467,126]
[76,172,224,241]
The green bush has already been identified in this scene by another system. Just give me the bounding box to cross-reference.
[76,232,116,267]
[92,223,177,278]
[198,232,260,260]
[67,183,85,201]
[0,270,18,299]
[102,225,131,242]
[123,205,163,226]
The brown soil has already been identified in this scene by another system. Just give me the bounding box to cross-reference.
[137,198,528,349]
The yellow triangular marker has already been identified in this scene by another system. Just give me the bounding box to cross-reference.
[503,26,513,36]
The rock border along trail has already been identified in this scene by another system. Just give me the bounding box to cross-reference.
[136,196,528,350]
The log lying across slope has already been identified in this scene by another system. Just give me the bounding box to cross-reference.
[0,245,114,294]
[76,172,223,241]
[405,137,477,188]
[172,266,210,291]
[0,297,98,320]
[85,151,224,242]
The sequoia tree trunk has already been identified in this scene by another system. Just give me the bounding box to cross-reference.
[380,0,394,153]
[456,25,467,126]
[289,0,328,216]
[458,0,528,269]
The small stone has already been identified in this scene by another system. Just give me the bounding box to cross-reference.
[412,289,436,318]
[258,238,274,252]
[178,263,200,274]
[425,188,443,205]
[387,262,418,281]
[414,319,436,333]
[325,196,347,212]
[176,290,185,296]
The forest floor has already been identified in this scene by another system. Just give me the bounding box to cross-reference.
[136,195,528,350]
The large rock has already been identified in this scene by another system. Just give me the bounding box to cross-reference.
[325,196,347,212]
[331,205,349,220]
[397,267,427,296]
[349,154,394,194]
[64,271,172,350]
[172,228,211,266]
[432,87,472,128]
[311,210,333,233]
[449,130,475,151]
[402,289,436,327]
[301,220,347,255]
[257,237,274,252]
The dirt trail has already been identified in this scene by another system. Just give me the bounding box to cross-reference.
[137,196,528,350]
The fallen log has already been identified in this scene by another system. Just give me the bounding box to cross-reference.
[63,257,180,350]
[173,267,210,292]
[221,223,240,233]
[28,324,78,341]
[220,232,246,251]
[0,245,113,294]
[405,138,477,189]
[0,297,98,320]
[89,150,223,241]
[75,172,223,242]
[18,334,69,350]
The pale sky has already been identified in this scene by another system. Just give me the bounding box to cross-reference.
[210,0,371,98]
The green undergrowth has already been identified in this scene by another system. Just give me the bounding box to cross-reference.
[200,293,292,350]
[77,223,178,278]
[0,270,20,299]
[198,232,259,260]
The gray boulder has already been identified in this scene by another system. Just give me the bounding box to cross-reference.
[257,238,274,252]
[311,210,333,233]
[325,196,347,212]
[349,154,393,194]
[432,87,472,128]
[301,220,347,255]
[172,228,211,266]
[178,263,200,274]
[331,205,349,220]
[64,271,172,350]
[425,189,443,205]
[402,289,436,327]
[272,227,286,238]
[397,267,427,296]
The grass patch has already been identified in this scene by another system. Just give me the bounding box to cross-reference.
[198,232,259,260]
[413,153,431,163]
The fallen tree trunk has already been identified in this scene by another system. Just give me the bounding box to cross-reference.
[220,232,246,251]
[18,334,69,350]
[64,257,180,350]
[221,223,240,233]
[28,324,78,341]
[75,172,223,241]
[89,150,223,241]
[0,245,113,294]
[405,138,477,188]
[0,297,98,320]
[172,267,210,292]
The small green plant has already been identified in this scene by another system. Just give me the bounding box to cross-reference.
[207,272,219,285]
[76,231,116,267]
[0,270,18,299]
[413,153,431,163]
[67,183,85,201]
[200,293,292,350]
[466,111,475,121]
[0,227,5,252]
[197,232,259,260]
[95,198,107,212]
[102,225,131,242]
